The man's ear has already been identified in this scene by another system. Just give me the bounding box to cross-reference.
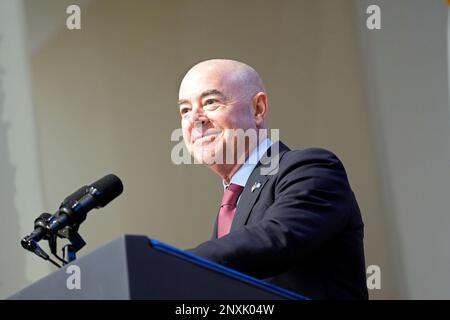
[253,92,268,128]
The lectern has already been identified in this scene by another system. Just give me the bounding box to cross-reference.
[10,235,307,300]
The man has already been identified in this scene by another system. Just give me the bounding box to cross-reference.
[178,59,368,300]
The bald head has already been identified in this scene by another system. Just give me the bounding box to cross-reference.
[180,59,266,102]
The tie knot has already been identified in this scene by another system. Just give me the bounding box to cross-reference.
[221,183,244,207]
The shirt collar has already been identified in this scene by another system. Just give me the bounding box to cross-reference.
[223,138,273,189]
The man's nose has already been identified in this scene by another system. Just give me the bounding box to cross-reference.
[190,106,208,127]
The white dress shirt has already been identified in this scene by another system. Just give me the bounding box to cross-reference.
[223,138,273,191]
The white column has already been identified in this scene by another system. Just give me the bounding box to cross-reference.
[0,0,49,298]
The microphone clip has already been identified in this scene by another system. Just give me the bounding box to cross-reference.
[21,211,87,267]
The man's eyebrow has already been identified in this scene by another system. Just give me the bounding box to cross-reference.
[178,89,226,106]
[178,99,190,106]
[199,89,226,100]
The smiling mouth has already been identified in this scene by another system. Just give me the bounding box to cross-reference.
[192,131,221,144]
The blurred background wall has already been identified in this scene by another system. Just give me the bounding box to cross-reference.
[0,0,448,299]
[354,0,450,299]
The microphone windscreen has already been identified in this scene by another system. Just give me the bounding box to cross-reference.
[90,174,124,207]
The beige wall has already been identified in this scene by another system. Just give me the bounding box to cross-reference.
[29,0,394,298]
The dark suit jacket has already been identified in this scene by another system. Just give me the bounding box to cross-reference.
[188,141,368,300]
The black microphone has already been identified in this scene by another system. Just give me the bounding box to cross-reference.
[60,185,90,209]
[48,174,123,233]
[21,174,123,253]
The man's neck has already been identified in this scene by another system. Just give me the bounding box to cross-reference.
[214,135,272,184]
[211,157,247,184]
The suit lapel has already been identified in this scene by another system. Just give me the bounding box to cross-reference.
[230,141,290,232]
[230,173,269,232]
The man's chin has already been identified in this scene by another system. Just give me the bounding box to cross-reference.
[193,154,219,165]
[192,148,223,165]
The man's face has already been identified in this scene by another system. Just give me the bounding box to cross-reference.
[178,65,256,166]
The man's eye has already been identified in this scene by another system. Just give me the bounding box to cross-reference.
[180,107,190,115]
[205,99,216,105]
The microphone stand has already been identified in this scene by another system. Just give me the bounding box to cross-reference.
[55,224,86,263]
[22,213,87,267]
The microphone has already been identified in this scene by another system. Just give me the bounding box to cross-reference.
[21,174,123,254]
[49,174,123,233]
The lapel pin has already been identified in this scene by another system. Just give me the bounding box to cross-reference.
[251,181,262,192]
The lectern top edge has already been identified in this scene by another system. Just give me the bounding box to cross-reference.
[148,238,308,300]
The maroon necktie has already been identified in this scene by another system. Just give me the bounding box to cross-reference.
[217,183,244,238]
